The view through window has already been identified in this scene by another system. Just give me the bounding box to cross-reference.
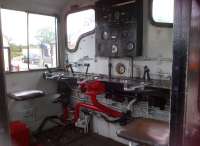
[152,0,174,24]
[1,9,58,72]
[29,14,57,69]
[1,9,28,72]
[66,9,95,51]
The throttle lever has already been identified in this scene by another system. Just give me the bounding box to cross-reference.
[84,63,90,75]
[65,64,74,75]
[45,64,52,73]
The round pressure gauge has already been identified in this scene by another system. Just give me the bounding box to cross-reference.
[116,63,126,75]
[122,31,128,38]
[102,31,109,40]
[127,42,135,51]
[112,44,118,53]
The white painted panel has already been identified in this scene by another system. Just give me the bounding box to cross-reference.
[0,0,69,15]
[6,71,62,131]
[93,116,137,145]
[142,0,173,59]
[144,25,173,59]
[6,71,57,93]
[8,94,62,131]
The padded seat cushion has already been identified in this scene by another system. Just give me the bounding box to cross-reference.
[8,90,45,101]
[117,118,169,146]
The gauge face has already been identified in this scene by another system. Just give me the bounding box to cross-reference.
[102,31,109,40]
[127,42,135,51]
[112,44,118,53]
[122,31,128,38]
[111,31,118,40]
[116,63,126,74]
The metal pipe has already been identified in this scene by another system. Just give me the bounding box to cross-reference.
[108,58,112,80]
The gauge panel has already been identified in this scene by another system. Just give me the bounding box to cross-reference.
[95,0,143,58]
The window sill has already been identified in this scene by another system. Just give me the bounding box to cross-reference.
[5,68,58,75]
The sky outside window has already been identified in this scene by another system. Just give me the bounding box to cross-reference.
[1,8,58,71]
[1,9,27,46]
[152,0,174,23]
[66,9,95,50]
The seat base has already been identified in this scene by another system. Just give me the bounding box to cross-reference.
[117,118,169,146]
[8,90,45,101]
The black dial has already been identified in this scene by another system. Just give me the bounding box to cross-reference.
[127,42,135,51]
[122,31,129,38]
[116,63,126,74]
[102,31,109,40]
[112,44,118,53]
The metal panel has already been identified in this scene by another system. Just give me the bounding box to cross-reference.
[95,0,143,58]
[0,12,11,146]
[0,0,69,15]
[170,0,191,144]
[170,0,200,146]
[183,0,200,146]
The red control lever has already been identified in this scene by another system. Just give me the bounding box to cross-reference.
[74,80,122,123]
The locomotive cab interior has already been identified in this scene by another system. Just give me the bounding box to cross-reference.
[0,0,175,146]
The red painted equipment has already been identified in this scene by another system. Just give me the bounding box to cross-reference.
[74,80,123,123]
[10,121,30,146]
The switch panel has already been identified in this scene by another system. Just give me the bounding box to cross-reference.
[95,0,143,58]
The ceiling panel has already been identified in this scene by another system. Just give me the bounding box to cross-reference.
[0,0,72,15]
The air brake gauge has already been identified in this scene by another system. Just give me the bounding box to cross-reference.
[102,31,109,40]
[116,63,126,75]
[122,31,128,38]
[112,44,118,53]
[95,0,143,57]
[127,42,135,51]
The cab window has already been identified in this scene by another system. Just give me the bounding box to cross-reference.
[1,9,58,72]
[66,9,95,52]
[151,0,174,25]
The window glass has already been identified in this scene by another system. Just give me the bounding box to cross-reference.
[28,14,57,69]
[66,9,95,50]
[152,0,174,24]
[1,9,58,72]
[1,9,28,72]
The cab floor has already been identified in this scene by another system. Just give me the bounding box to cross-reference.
[35,127,126,146]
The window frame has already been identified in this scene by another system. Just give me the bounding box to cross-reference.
[1,8,59,73]
[3,47,11,72]
[65,6,96,53]
[149,0,173,27]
